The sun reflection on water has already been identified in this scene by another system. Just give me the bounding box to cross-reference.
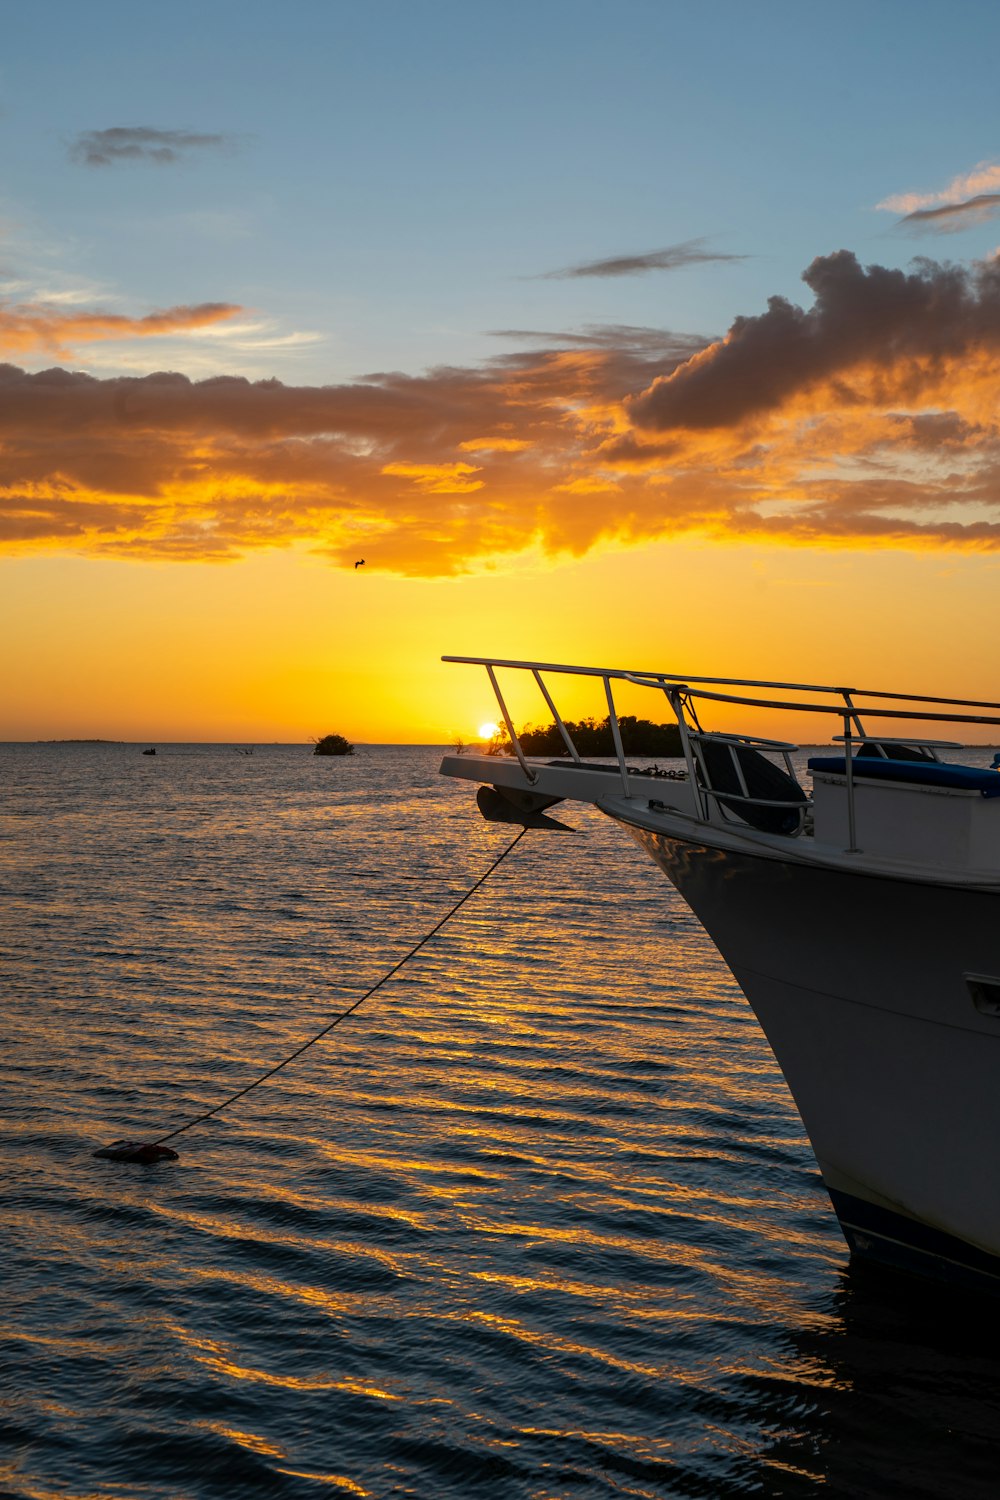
[5,744,998,1498]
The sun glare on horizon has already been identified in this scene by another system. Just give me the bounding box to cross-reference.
[478,721,500,739]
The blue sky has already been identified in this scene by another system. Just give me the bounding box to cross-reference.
[5,0,1000,383]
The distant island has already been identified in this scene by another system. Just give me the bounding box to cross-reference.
[486,714,682,758]
[313,733,355,756]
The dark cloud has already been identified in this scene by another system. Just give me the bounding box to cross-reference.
[896,193,1000,235]
[491,324,711,359]
[69,127,232,167]
[629,250,1000,432]
[2,265,1000,573]
[0,493,139,542]
[889,412,983,450]
[532,238,745,279]
[0,335,706,569]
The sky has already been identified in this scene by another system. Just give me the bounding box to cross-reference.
[4,0,1000,742]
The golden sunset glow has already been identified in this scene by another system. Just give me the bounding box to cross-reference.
[7,253,1000,587]
[5,532,997,743]
[3,36,1000,745]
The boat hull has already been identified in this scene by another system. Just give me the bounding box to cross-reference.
[621,820,1000,1290]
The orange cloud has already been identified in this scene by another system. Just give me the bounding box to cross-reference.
[879,160,1000,215]
[457,437,530,453]
[381,461,484,493]
[4,253,1000,573]
[0,300,242,358]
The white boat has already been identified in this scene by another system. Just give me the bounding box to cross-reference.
[439,656,1000,1292]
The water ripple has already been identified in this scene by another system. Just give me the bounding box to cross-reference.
[4,744,1000,1497]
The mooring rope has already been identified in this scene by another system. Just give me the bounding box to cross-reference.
[144,826,528,1149]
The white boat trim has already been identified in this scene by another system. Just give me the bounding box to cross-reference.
[440,754,1000,889]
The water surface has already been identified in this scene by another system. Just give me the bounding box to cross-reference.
[2,743,999,1498]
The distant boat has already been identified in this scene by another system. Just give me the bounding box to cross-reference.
[142,748,156,756]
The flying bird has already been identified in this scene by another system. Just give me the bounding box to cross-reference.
[354,559,365,569]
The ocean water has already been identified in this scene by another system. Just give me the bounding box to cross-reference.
[3,741,1000,1500]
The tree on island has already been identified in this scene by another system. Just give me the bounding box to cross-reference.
[486,714,682,759]
[313,733,355,756]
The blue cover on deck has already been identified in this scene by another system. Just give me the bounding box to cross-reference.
[807,757,1000,797]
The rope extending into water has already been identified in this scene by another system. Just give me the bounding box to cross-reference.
[149,826,528,1148]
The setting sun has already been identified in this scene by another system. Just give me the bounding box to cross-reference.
[478,721,500,740]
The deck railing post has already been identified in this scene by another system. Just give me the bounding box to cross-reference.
[486,664,537,783]
[842,688,866,740]
[667,688,704,819]
[603,676,632,798]
[532,668,581,762]
[843,710,859,853]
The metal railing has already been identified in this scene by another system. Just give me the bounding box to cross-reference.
[444,655,1000,852]
[685,729,807,832]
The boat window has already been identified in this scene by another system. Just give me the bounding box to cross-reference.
[966,974,1000,1018]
